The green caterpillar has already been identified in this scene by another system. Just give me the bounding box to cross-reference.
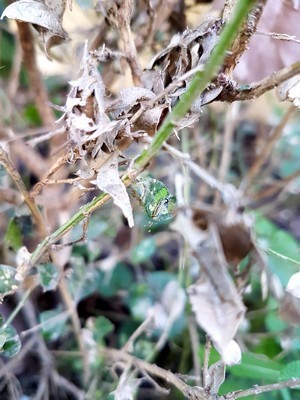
[131,177,176,222]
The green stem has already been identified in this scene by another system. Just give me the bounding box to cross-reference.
[30,0,256,267]
[135,0,256,170]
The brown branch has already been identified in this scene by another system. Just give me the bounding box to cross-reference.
[100,347,206,399]
[16,22,55,127]
[219,62,300,102]
[106,0,142,86]
[222,0,267,75]
[0,145,47,238]
[225,379,300,399]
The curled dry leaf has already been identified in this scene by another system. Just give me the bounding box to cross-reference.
[96,151,134,228]
[173,212,245,361]
[277,74,300,107]
[113,368,141,400]
[220,340,241,366]
[188,271,245,364]
[279,291,300,325]
[286,271,300,299]
[1,0,68,57]
[206,361,226,394]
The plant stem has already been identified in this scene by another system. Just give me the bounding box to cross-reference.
[134,0,257,171]
[30,0,257,267]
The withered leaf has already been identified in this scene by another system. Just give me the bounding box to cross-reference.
[1,0,68,57]
[96,151,134,228]
[173,211,246,356]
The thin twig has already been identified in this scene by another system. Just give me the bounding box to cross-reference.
[203,336,211,388]
[240,105,295,191]
[221,62,300,102]
[256,30,300,44]
[222,0,267,74]
[28,0,258,268]
[225,379,300,399]
[214,103,238,206]
[0,145,47,237]
[100,347,197,397]
[7,32,22,102]
[188,316,202,385]
[16,21,55,127]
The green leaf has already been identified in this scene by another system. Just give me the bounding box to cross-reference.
[130,237,156,263]
[229,353,281,381]
[92,316,114,343]
[38,263,60,292]
[39,306,68,341]
[97,262,134,298]
[5,217,23,251]
[280,361,300,382]
[0,264,19,294]
[132,177,176,221]
[0,324,21,357]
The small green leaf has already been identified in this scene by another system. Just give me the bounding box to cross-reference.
[130,237,156,263]
[280,361,300,382]
[5,217,23,250]
[92,316,114,343]
[38,263,60,292]
[0,324,21,357]
[0,264,19,294]
[132,177,176,221]
[40,306,68,341]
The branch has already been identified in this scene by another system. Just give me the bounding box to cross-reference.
[16,22,55,127]
[29,0,256,268]
[219,62,300,102]
[222,0,267,75]
[225,379,300,399]
[0,145,47,238]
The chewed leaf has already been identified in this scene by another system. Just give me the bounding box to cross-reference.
[96,152,134,227]
[132,177,176,221]
[1,1,66,35]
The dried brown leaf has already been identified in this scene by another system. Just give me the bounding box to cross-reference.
[2,0,68,57]
[96,151,134,227]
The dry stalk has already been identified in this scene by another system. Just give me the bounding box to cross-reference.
[222,0,267,75]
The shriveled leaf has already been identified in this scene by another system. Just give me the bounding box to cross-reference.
[188,275,244,363]
[286,271,300,299]
[187,226,245,361]
[206,361,225,395]
[112,368,141,400]
[0,264,19,294]
[109,87,155,119]
[96,151,134,227]
[38,263,60,292]
[279,292,300,324]
[221,340,241,366]
[1,0,68,57]
[0,324,21,358]
[277,74,300,107]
